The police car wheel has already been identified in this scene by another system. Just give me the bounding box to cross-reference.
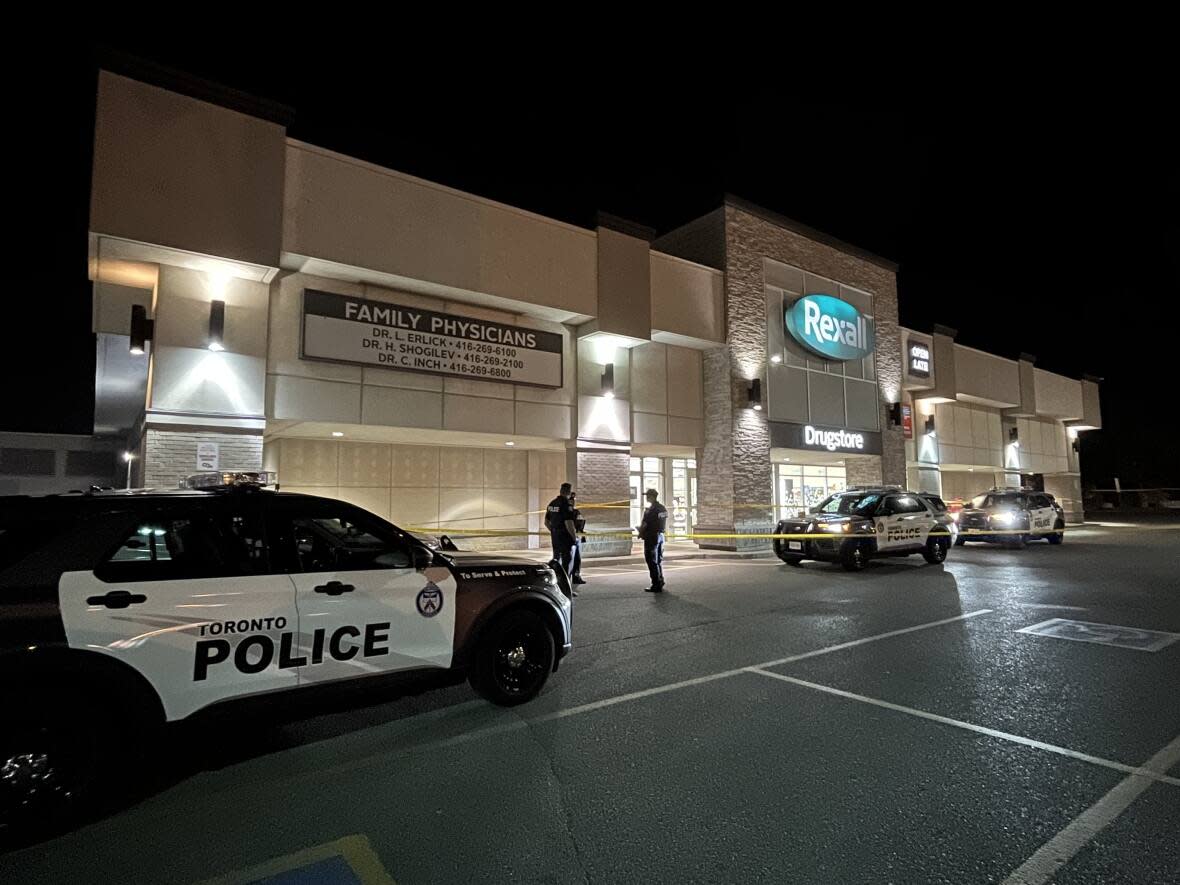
[470,610,555,706]
[1047,521,1065,545]
[841,541,868,572]
[923,536,949,564]
[0,699,102,833]
[1008,534,1028,549]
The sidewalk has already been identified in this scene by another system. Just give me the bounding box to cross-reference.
[467,540,777,567]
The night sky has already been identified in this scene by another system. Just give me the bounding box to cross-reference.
[8,41,1178,488]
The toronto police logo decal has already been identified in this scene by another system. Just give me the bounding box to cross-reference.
[417,582,443,618]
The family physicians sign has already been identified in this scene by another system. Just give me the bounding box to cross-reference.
[301,290,563,388]
[785,294,874,362]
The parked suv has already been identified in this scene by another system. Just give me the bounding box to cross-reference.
[954,488,1065,547]
[0,472,573,831]
[773,486,955,571]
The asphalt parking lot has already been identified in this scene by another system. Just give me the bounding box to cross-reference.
[3,523,1178,884]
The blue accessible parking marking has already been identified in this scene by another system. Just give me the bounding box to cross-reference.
[197,835,395,885]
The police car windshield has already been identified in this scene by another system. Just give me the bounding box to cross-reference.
[971,494,1022,509]
[816,493,881,516]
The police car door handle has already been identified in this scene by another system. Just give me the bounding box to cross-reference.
[86,590,148,609]
[314,581,354,596]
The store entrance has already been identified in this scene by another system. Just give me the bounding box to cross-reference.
[630,456,697,537]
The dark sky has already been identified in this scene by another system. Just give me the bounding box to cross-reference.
[8,41,1178,487]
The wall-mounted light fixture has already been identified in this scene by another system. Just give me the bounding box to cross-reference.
[601,362,615,399]
[123,451,135,490]
[129,305,154,356]
[924,414,936,435]
[1071,438,1080,453]
[748,378,763,411]
[888,402,902,427]
[769,354,782,365]
[208,300,226,352]
[1008,427,1020,447]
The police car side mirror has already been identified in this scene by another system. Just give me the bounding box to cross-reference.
[412,546,434,571]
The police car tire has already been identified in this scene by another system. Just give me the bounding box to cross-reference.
[0,685,131,835]
[1008,534,1028,549]
[469,609,556,706]
[1047,521,1065,545]
[923,536,949,564]
[841,541,868,572]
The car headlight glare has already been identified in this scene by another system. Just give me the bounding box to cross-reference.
[990,511,1014,525]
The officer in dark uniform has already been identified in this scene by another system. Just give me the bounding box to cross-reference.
[569,493,586,585]
[637,487,668,592]
[545,482,578,587]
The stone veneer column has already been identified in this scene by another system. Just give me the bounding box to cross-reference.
[566,445,633,557]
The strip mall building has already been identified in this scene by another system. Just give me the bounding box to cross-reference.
[88,72,1101,554]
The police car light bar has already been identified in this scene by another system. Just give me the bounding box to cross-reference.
[181,471,277,490]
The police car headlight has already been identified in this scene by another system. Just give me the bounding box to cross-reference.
[990,511,1015,525]
[950,512,960,523]
[820,523,850,533]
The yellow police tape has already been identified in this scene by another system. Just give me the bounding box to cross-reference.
[405,525,1065,541]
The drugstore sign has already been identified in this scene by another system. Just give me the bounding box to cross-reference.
[785,294,874,362]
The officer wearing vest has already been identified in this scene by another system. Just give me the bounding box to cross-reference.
[637,488,668,592]
[545,482,578,588]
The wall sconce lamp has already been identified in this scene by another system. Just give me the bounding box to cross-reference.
[129,305,154,356]
[1071,438,1080,453]
[1008,427,1020,447]
[924,414,936,435]
[769,354,782,365]
[748,378,763,411]
[888,402,902,427]
[601,362,615,399]
[208,300,226,352]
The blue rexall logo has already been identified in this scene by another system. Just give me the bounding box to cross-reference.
[785,294,874,361]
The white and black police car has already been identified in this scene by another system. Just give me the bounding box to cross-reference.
[0,472,572,830]
[953,487,1065,548]
[773,486,955,571]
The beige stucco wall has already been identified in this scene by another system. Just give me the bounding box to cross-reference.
[269,437,567,551]
[650,251,725,344]
[90,73,285,268]
[1034,368,1084,420]
[282,142,598,320]
[150,266,269,418]
[953,345,1020,407]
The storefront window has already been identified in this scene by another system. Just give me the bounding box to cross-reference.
[775,463,847,520]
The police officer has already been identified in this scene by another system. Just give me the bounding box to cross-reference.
[637,488,668,593]
[569,493,587,585]
[545,482,578,587]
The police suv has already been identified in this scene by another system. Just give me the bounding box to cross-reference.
[954,488,1065,547]
[773,486,955,571]
[0,473,572,830]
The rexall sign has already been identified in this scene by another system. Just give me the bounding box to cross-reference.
[785,294,874,362]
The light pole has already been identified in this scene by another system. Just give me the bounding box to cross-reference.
[124,451,135,490]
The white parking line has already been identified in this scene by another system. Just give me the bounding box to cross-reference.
[1016,603,1089,611]
[1001,732,1180,885]
[745,668,1180,789]
[291,609,994,784]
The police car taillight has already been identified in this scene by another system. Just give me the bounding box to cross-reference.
[181,471,277,490]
